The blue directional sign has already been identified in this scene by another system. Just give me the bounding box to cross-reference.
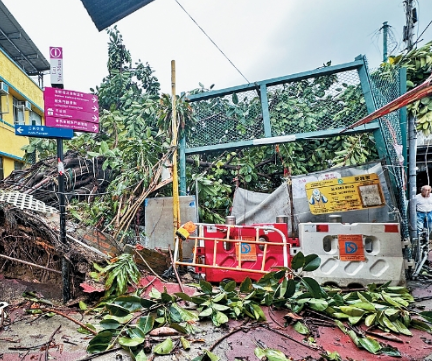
[15,125,74,139]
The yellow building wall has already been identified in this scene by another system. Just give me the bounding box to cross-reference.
[0,48,44,178]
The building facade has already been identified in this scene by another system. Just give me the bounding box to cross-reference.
[0,1,49,179]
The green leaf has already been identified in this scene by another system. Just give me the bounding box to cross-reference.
[79,301,88,311]
[411,319,432,333]
[103,314,133,324]
[181,336,191,350]
[291,252,305,271]
[240,277,253,293]
[293,321,309,335]
[301,277,325,298]
[251,303,266,321]
[149,287,162,299]
[105,303,130,317]
[132,349,148,361]
[87,330,113,353]
[212,304,230,311]
[171,303,199,322]
[153,337,174,355]
[77,323,97,335]
[420,311,432,324]
[175,292,193,302]
[192,349,220,361]
[170,323,188,334]
[199,307,213,318]
[285,279,296,298]
[137,315,154,335]
[303,254,321,271]
[112,295,146,312]
[100,319,121,330]
[358,336,381,354]
[118,336,145,347]
[211,311,229,326]
[380,346,401,357]
[307,298,328,312]
[347,330,360,347]
[200,280,213,294]
[161,292,174,303]
[254,347,290,361]
[223,280,237,292]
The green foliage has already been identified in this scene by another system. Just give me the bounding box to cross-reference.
[386,41,432,135]
[90,254,141,298]
[83,252,429,359]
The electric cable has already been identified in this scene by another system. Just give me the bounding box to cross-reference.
[413,19,432,47]
[174,0,250,84]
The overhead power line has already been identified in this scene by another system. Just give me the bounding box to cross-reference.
[174,0,250,84]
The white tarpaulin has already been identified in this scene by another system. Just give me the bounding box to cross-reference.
[231,182,291,226]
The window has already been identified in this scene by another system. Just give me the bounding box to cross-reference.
[31,112,42,126]
[0,157,3,180]
[13,97,24,125]
[14,161,23,171]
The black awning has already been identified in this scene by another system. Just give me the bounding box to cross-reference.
[80,0,156,31]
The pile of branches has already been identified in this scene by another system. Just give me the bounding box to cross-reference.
[0,204,106,293]
[0,150,111,208]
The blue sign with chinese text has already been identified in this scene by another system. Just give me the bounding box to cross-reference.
[15,125,74,139]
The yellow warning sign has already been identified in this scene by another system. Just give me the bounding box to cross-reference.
[235,237,257,261]
[305,173,384,215]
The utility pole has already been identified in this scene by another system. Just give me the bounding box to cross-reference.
[404,0,418,243]
[382,21,389,62]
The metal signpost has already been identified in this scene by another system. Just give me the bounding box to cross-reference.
[14,46,100,303]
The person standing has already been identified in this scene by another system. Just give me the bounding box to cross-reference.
[416,185,432,236]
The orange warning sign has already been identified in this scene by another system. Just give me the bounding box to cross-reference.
[235,237,257,261]
[338,234,365,261]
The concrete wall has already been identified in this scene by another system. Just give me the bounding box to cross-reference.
[0,48,44,177]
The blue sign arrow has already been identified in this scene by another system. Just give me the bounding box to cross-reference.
[241,243,251,254]
[345,242,358,254]
[15,125,74,139]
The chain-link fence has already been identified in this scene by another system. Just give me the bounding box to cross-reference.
[187,88,263,148]
[369,65,409,239]
[268,70,368,136]
[187,60,369,150]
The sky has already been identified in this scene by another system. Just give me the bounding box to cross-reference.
[3,0,432,95]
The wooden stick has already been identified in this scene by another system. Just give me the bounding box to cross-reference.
[134,250,164,282]
[0,254,61,274]
[168,245,185,294]
[45,309,97,335]
[259,324,321,351]
[45,325,61,361]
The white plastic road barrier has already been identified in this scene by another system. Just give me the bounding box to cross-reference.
[299,222,405,287]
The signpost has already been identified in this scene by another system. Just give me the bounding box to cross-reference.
[14,46,101,303]
[15,125,74,139]
[44,87,99,133]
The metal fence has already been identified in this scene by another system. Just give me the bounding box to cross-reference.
[369,65,408,239]
[184,57,407,237]
[186,57,377,153]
